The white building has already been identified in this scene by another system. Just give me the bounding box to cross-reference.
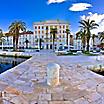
[33,20,70,50]
[1,31,34,49]
[3,35,13,48]
[0,20,85,51]
[18,32,34,49]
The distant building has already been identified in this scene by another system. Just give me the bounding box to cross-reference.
[0,20,79,50]
[33,20,71,50]
[18,31,34,49]
[1,31,34,49]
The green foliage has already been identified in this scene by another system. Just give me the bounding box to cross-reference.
[65,28,70,46]
[83,51,99,56]
[50,27,57,51]
[79,19,99,51]
[9,21,26,50]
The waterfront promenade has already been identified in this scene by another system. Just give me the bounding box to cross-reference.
[0,52,104,104]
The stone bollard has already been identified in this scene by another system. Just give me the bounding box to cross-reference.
[47,63,60,87]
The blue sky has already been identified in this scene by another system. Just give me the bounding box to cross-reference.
[0,0,104,33]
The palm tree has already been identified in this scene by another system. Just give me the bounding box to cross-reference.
[99,31,104,42]
[79,19,99,51]
[65,29,70,46]
[50,28,57,51]
[9,21,26,51]
[70,35,73,46]
[76,29,86,51]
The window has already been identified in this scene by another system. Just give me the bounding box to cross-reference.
[42,36,44,38]
[35,26,37,29]
[46,26,48,30]
[38,31,40,34]
[63,35,65,38]
[63,25,65,29]
[55,26,57,28]
[42,31,44,34]
[28,35,30,38]
[42,26,44,29]
[59,35,61,38]
[60,30,61,33]
[35,36,37,38]
[38,26,40,29]
[60,26,61,29]
[35,31,37,34]
[59,40,61,42]
[63,30,65,33]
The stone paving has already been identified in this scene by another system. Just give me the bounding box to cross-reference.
[0,53,104,104]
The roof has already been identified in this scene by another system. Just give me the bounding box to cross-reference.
[34,20,69,25]
[4,31,33,36]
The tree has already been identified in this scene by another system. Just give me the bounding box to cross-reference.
[65,29,70,46]
[79,19,99,51]
[50,28,57,51]
[76,29,86,51]
[70,35,73,46]
[9,21,26,51]
[99,31,104,42]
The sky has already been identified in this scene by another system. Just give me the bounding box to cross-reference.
[0,0,104,34]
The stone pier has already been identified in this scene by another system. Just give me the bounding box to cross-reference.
[0,53,104,104]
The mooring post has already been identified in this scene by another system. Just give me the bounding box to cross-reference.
[47,63,60,87]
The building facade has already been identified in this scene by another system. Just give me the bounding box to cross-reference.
[33,20,70,50]
[18,32,34,49]
[0,20,86,51]
[1,31,34,49]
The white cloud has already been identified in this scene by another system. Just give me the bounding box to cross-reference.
[69,3,92,11]
[47,0,66,4]
[81,12,104,34]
